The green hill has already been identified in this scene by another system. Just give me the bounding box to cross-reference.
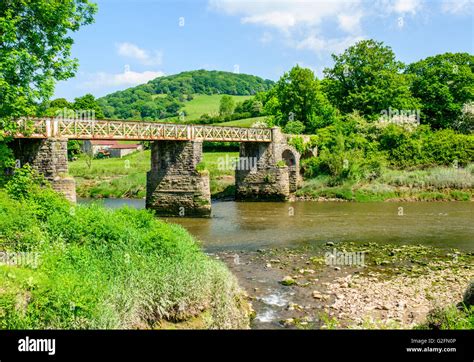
[98,70,274,121]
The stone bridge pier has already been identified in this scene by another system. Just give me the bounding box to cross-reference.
[235,128,302,201]
[146,140,211,217]
[9,138,76,202]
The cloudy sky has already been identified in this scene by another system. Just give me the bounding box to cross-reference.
[54,0,474,100]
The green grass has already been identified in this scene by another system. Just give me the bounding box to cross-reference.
[0,185,250,329]
[69,150,238,199]
[417,305,474,330]
[217,116,268,128]
[182,94,252,121]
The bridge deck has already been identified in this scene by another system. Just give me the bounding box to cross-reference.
[13,118,273,142]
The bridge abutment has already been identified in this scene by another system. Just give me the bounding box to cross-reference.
[146,140,211,217]
[235,128,300,201]
[9,138,76,202]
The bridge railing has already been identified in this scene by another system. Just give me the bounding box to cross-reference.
[13,118,272,142]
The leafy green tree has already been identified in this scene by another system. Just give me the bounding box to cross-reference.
[219,95,235,117]
[405,53,474,129]
[50,98,72,109]
[73,94,105,119]
[283,121,305,134]
[0,0,96,183]
[323,39,420,118]
[273,65,338,132]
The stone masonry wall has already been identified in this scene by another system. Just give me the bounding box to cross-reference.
[235,128,302,200]
[235,137,290,201]
[146,140,211,217]
[9,138,76,202]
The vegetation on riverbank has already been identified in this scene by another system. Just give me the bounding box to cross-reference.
[297,164,474,202]
[0,168,250,329]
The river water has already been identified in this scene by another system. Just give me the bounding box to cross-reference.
[78,198,474,252]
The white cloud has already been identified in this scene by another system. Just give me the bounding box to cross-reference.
[296,34,365,54]
[116,42,163,66]
[338,12,363,33]
[441,0,473,14]
[382,0,423,14]
[209,0,364,32]
[209,0,365,55]
[81,66,164,89]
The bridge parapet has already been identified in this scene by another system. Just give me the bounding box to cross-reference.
[13,118,272,142]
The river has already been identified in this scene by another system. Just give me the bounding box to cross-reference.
[78,198,474,328]
[78,198,474,252]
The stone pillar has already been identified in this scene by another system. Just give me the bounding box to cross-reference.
[235,128,303,200]
[146,140,211,217]
[235,140,290,201]
[9,138,76,202]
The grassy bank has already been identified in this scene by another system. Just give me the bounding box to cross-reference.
[297,165,474,202]
[0,171,250,329]
[69,151,238,199]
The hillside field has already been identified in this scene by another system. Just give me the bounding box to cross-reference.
[182,94,253,121]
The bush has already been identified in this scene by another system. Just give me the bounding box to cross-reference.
[283,120,305,134]
[0,181,249,329]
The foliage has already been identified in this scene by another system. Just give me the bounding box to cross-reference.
[72,93,105,119]
[4,165,47,201]
[406,53,474,130]
[219,95,235,117]
[98,70,273,121]
[419,305,474,330]
[454,102,474,134]
[322,40,421,118]
[272,65,339,133]
[0,181,249,329]
[284,120,305,134]
[0,0,96,181]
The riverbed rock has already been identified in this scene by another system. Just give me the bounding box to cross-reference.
[282,318,295,327]
[280,276,296,286]
[312,291,324,299]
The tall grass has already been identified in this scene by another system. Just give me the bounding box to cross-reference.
[380,165,474,189]
[0,183,249,329]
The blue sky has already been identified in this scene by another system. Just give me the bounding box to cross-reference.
[54,0,474,101]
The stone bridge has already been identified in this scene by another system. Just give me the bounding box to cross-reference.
[9,118,315,217]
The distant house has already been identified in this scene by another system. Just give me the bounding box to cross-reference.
[108,143,143,158]
[82,140,142,158]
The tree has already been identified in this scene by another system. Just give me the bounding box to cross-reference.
[0,0,97,181]
[405,53,474,129]
[73,94,105,119]
[219,95,235,117]
[322,39,420,118]
[50,98,72,109]
[273,65,338,133]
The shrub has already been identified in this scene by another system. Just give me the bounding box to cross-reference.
[0,180,249,329]
[283,120,305,134]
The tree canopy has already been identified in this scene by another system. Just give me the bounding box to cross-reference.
[268,65,338,133]
[322,39,420,118]
[0,0,97,180]
[406,52,474,129]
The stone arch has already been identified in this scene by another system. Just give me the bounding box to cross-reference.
[281,148,300,192]
[282,149,296,167]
